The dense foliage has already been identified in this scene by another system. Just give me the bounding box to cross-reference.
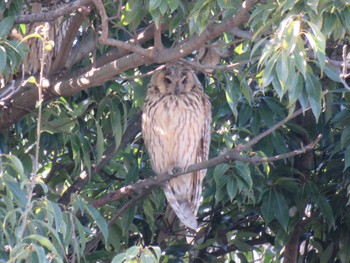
[1,0,350,262]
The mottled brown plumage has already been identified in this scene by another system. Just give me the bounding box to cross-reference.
[142,63,211,230]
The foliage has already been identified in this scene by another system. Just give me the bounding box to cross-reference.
[1,0,350,262]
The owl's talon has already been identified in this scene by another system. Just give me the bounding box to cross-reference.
[172,167,182,174]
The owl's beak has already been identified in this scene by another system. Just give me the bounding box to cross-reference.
[175,85,180,95]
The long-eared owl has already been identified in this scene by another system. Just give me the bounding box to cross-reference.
[142,62,211,230]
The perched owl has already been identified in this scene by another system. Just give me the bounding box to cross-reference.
[142,62,211,230]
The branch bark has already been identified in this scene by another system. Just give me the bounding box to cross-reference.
[0,0,258,130]
[14,0,92,24]
[91,107,321,208]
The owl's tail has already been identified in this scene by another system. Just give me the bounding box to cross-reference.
[162,171,204,230]
[163,186,198,230]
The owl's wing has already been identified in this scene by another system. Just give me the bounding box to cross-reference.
[193,94,212,214]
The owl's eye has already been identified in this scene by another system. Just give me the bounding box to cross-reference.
[164,77,172,85]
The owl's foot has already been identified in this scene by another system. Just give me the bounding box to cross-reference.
[170,166,182,174]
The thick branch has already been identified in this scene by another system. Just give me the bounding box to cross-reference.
[14,0,92,24]
[0,0,257,130]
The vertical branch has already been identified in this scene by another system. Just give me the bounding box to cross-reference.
[18,23,50,238]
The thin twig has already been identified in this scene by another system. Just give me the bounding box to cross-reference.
[92,0,152,58]
[237,107,311,153]
[18,23,49,238]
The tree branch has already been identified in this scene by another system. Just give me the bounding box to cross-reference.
[92,0,152,58]
[0,0,258,130]
[58,113,141,206]
[14,0,92,24]
[91,107,321,208]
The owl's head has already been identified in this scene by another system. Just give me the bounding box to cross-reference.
[150,63,202,95]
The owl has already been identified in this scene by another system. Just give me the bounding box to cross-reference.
[142,62,211,230]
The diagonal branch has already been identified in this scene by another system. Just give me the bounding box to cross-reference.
[91,107,321,208]
[0,0,258,130]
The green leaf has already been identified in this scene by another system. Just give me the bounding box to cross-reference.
[111,252,126,263]
[70,99,94,117]
[235,162,252,189]
[341,127,350,150]
[140,253,155,263]
[323,63,342,82]
[121,206,136,236]
[284,20,300,55]
[47,200,66,234]
[121,1,143,26]
[213,163,229,187]
[225,75,239,118]
[320,242,333,263]
[323,13,336,36]
[159,0,168,14]
[34,245,47,262]
[238,103,253,127]
[126,246,139,260]
[169,13,184,36]
[96,121,104,164]
[150,246,161,260]
[317,196,335,227]
[294,38,306,78]
[305,73,322,120]
[84,203,109,244]
[262,55,277,87]
[272,190,289,230]
[4,177,27,207]
[338,230,350,263]
[276,53,289,84]
[167,0,180,12]
[110,98,123,149]
[24,235,59,256]
[41,117,75,134]
[226,178,238,201]
[3,154,25,178]
[149,0,163,11]
[0,16,14,37]
[306,0,319,13]
[272,77,284,99]
[261,189,274,224]
[79,136,92,175]
[344,146,350,171]
[0,46,7,71]
[307,21,326,72]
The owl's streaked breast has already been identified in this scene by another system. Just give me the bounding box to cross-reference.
[141,62,211,230]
